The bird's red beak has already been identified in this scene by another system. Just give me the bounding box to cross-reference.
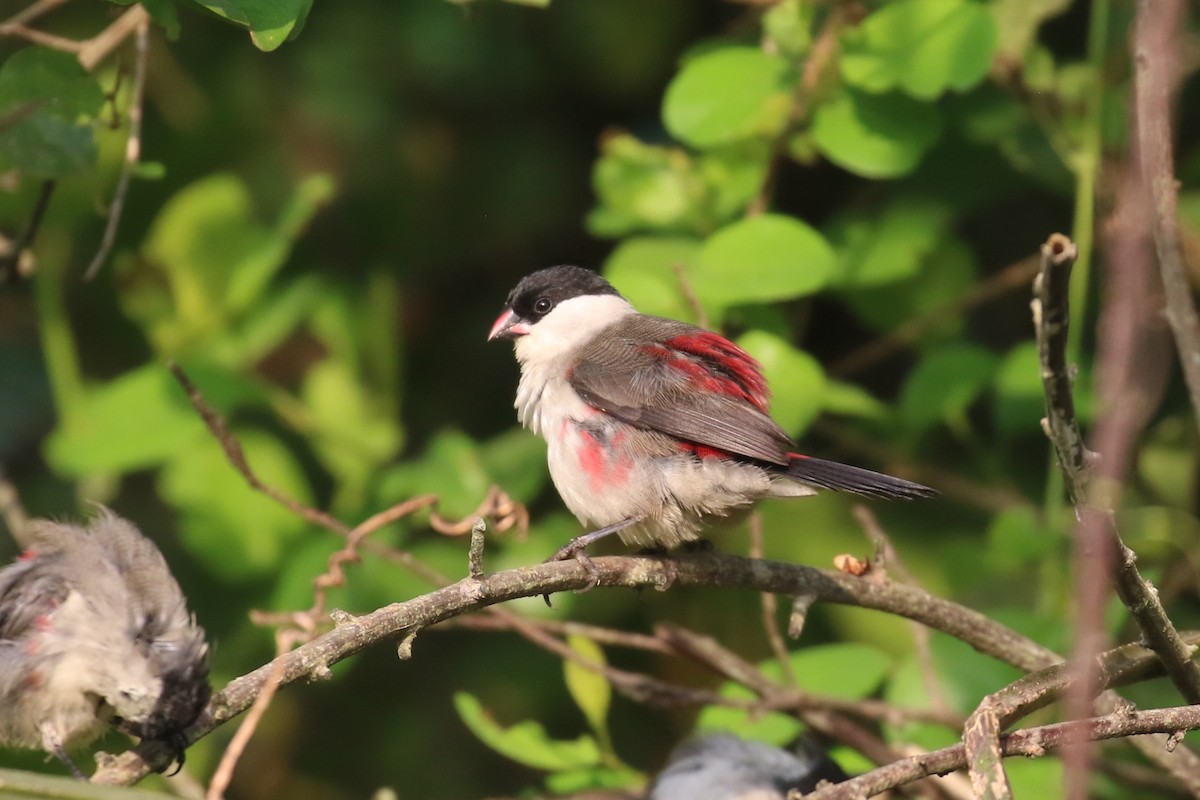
[488,309,530,341]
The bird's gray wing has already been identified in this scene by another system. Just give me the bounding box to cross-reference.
[569,316,793,466]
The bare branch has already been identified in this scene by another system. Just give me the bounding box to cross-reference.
[806,704,1200,800]
[205,655,287,800]
[83,11,149,281]
[77,4,148,72]
[88,551,1065,785]
[1034,229,1200,800]
[1033,233,1093,502]
[966,633,1200,799]
[1134,0,1200,433]
[168,363,355,537]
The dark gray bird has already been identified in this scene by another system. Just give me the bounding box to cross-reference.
[0,508,210,777]
[489,266,935,560]
[650,734,848,800]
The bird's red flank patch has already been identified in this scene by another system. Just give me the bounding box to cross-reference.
[654,332,770,413]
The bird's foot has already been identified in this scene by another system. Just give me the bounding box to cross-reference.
[541,518,641,607]
[41,723,85,780]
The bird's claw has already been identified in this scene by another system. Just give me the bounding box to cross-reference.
[541,540,601,606]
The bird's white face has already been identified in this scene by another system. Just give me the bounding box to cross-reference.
[513,293,635,368]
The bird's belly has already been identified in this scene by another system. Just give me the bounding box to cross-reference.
[546,416,660,529]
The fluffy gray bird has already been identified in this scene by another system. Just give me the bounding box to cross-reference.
[650,734,848,800]
[0,508,210,777]
[489,266,935,565]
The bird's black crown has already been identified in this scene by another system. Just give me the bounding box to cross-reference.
[507,266,620,323]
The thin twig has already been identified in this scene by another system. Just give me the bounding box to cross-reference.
[204,651,288,800]
[0,180,54,285]
[747,4,847,216]
[1135,0,1200,434]
[168,363,355,537]
[77,4,148,71]
[1032,233,1094,501]
[806,704,1200,800]
[749,513,795,685]
[83,10,148,281]
[0,22,81,52]
[855,506,949,715]
[468,518,486,578]
[2,0,69,28]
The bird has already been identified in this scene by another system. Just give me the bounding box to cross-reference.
[0,507,211,778]
[489,265,935,573]
[650,733,849,800]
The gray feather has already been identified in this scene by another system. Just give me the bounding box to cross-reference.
[569,316,793,466]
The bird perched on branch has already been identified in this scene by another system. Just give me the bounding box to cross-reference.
[489,266,934,571]
[0,508,210,777]
[651,733,849,800]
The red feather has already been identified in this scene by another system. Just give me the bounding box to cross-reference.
[643,333,771,413]
[678,441,730,460]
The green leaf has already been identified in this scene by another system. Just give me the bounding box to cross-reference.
[453,693,602,771]
[985,507,1058,571]
[763,0,815,59]
[900,344,999,433]
[692,214,835,321]
[0,49,104,177]
[159,428,312,580]
[379,429,511,520]
[588,134,702,236]
[303,359,403,482]
[736,331,825,436]
[45,365,206,475]
[663,47,791,148]
[546,766,645,794]
[775,643,892,699]
[821,380,889,420]
[825,197,951,288]
[952,87,1073,194]
[190,0,314,51]
[842,236,977,335]
[1138,419,1200,509]
[992,341,1045,436]
[696,681,804,745]
[140,173,332,353]
[564,635,612,737]
[841,0,998,100]
[811,90,942,179]
[602,237,701,323]
[697,143,772,223]
[478,428,550,505]
[699,644,891,744]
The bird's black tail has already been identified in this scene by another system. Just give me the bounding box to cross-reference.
[785,453,937,500]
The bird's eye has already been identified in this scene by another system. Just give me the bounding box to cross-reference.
[533,297,553,314]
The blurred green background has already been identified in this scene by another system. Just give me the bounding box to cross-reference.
[1,0,1199,797]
